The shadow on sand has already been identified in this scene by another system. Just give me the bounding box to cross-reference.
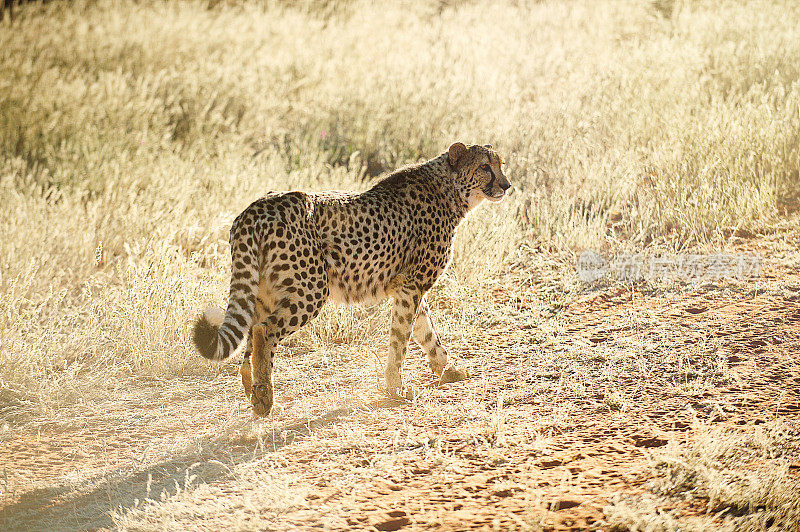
[1,398,405,532]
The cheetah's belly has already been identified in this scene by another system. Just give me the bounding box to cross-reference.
[324,257,393,305]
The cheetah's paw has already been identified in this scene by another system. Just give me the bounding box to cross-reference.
[251,383,273,417]
[385,385,416,401]
[439,365,467,384]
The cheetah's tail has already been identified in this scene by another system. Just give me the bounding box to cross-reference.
[193,229,259,361]
[192,307,226,360]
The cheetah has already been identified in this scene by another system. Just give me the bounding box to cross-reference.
[193,142,512,416]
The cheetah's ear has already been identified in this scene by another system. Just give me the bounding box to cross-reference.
[484,144,493,149]
[448,142,468,168]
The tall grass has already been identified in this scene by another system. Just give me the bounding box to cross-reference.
[1,0,798,418]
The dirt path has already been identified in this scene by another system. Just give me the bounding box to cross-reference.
[2,239,800,531]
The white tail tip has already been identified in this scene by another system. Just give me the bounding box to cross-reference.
[203,307,224,327]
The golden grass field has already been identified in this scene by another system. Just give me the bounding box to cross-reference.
[1,0,800,530]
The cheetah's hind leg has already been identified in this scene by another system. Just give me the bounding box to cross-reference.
[250,324,274,417]
[240,353,253,399]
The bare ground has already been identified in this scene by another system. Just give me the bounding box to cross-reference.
[2,231,800,531]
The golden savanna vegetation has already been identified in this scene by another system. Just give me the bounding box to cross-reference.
[1,1,799,530]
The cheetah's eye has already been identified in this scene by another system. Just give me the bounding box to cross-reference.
[480,164,491,173]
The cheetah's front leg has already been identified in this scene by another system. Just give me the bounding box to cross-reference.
[411,297,467,384]
[385,291,421,399]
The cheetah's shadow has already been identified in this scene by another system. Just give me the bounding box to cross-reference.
[0,398,406,532]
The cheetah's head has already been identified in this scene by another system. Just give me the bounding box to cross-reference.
[447,142,512,210]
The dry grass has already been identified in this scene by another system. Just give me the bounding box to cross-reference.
[606,422,800,531]
[2,0,800,530]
